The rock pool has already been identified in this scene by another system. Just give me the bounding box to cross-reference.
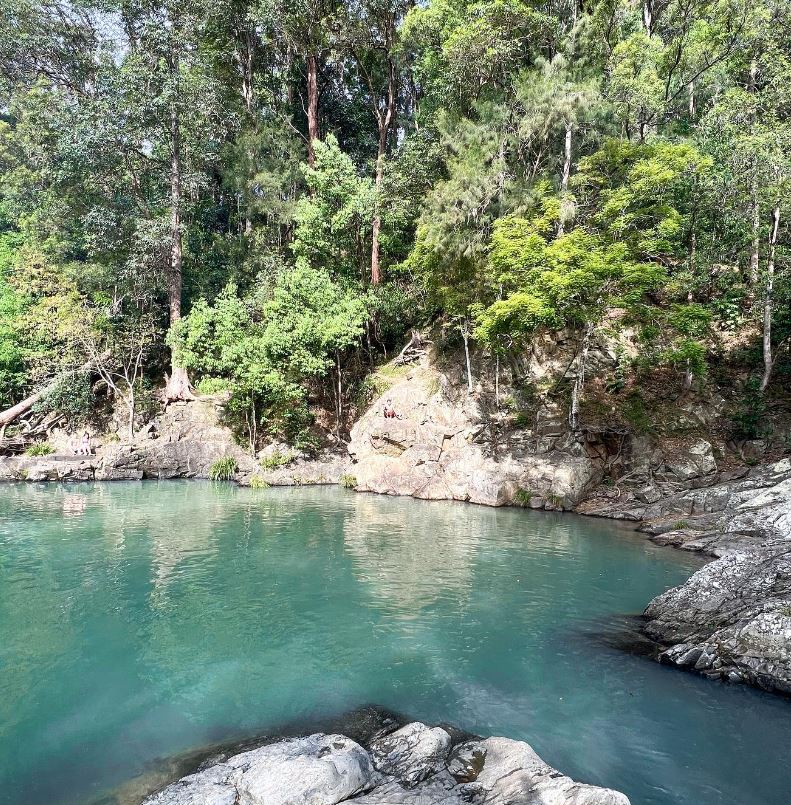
[1,482,789,804]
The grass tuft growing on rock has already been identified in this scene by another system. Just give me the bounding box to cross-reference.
[209,457,238,481]
[260,449,295,470]
[249,474,269,489]
[513,488,533,507]
[25,442,55,456]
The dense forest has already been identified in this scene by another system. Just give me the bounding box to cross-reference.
[0,0,789,450]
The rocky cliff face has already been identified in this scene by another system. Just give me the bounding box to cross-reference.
[633,459,791,693]
[142,721,629,805]
[347,350,599,509]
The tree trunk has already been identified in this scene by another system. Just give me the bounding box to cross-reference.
[557,121,573,237]
[164,52,194,402]
[747,59,760,287]
[462,322,474,395]
[241,29,254,114]
[749,179,760,286]
[0,388,48,429]
[684,232,696,391]
[306,53,319,166]
[569,323,592,431]
[760,204,780,393]
[335,350,343,439]
[371,154,384,286]
[126,392,136,442]
[642,0,653,35]
[369,56,396,285]
[240,28,255,235]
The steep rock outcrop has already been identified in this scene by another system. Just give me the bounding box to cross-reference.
[643,543,791,693]
[347,355,599,510]
[142,722,629,805]
[582,459,791,557]
[635,458,791,693]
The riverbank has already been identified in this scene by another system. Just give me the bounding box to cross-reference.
[140,718,629,805]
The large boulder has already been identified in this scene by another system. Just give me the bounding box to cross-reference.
[643,542,791,693]
[369,722,451,787]
[347,356,598,510]
[451,736,630,805]
[144,734,374,805]
[142,725,630,805]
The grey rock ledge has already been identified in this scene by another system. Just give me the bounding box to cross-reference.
[142,722,630,805]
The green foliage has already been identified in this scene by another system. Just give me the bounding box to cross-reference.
[33,371,94,424]
[25,442,54,456]
[2,0,791,441]
[170,265,368,449]
[513,488,533,507]
[339,473,358,489]
[292,136,374,280]
[249,474,270,490]
[260,449,294,470]
[196,377,233,396]
[475,200,664,346]
[209,457,238,481]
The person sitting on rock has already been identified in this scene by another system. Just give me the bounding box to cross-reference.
[383,399,397,419]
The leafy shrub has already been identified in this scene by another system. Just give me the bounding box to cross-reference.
[260,449,295,470]
[196,376,232,395]
[249,474,269,489]
[339,473,358,489]
[209,457,238,481]
[25,442,54,456]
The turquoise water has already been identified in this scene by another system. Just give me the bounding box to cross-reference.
[1,482,789,805]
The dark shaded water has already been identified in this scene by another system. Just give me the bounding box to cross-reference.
[0,482,789,805]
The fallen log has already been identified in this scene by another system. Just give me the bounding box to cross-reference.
[0,353,110,430]
[0,388,48,429]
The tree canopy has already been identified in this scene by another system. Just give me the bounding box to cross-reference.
[0,0,789,445]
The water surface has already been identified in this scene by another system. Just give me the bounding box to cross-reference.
[0,482,789,805]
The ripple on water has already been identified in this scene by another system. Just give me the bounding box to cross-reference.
[0,482,788,805]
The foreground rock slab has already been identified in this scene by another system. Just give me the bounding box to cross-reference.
[142,722,630,805]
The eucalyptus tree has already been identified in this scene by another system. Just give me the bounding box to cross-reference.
[255,0,342,166]
[345,0,410,285]
[94,0,233,400]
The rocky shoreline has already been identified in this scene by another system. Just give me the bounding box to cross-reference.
[140,719,629,805]
[2,374,791,697]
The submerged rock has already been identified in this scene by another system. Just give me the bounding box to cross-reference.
[141,723,630,805]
